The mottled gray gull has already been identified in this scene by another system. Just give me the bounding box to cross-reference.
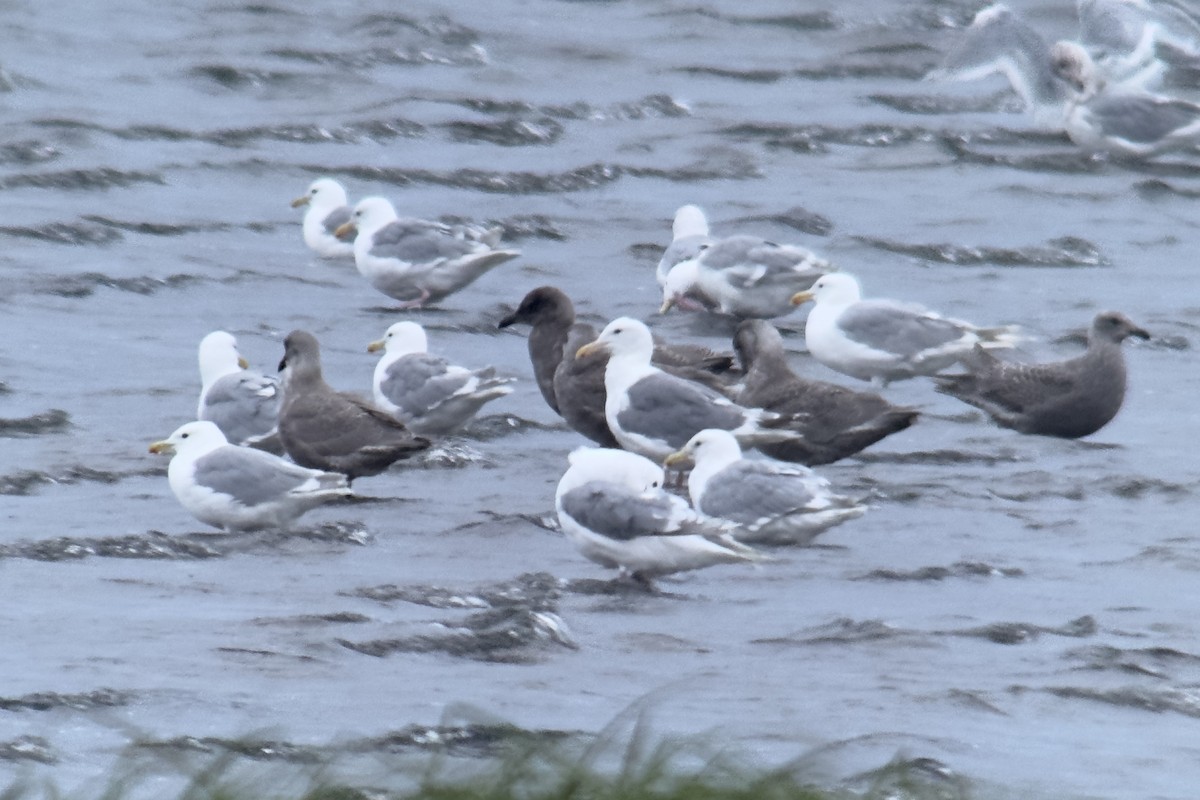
[660,233,830,319]
[733,320,917,465]
[666,429,866,546]
[1051,39,1200,157]
[368,320,514,435]
[291,178,354,258]
[791,273,1021,386]
[335,196,519,308]
[498,287,736,448]
[575,317,800,461]
[656,204,714,287]
[277,330,430,480]
[149,420,351,531]
[555,446,764,580]
[197,330,282,452]
[934,311,1149,438]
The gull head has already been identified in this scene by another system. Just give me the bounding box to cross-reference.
[292,177,348,210]
[198,330,248,384]
[664,428,743,470]
[368,321,429,356]
[149,420,228,457]
[337,196,398,240]
[575,317,655,361]
[791,272,862,307]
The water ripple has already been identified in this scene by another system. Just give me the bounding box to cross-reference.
[854,234,1108,267]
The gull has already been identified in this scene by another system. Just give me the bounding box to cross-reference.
[368,320,513,435]
[791,273,1021,386]
[555,446,764,581]
[660,234,830,319]
[666,429,866,546]
[291,177,355,258]
[575,317,800,461]
[335,196,519,308]
[1078,0,1200,85]
[497,286,736,448]
[149,421,351,531]
[656,204,714,287]
[196,331,282,451]
[277,330,429,481]
[1051,39,1200,157]
[733,320,917,465]
[935,311,1149,438]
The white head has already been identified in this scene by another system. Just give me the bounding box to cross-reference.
[294,178,348,210]
[368,321,428,357]
[660,260,701,313]
[672,429,743,468]
[578,316,656,362]
[198,331,247,385]
[558,447,664,500]
[792,272,862,308]
[672,204,710,240]
[1050,40,1103,97]
[149,420,229,458]
[349,196,399,235]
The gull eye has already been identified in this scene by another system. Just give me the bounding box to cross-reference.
[181,432,189,439]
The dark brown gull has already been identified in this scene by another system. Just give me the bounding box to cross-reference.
[934,311,1149,438]
[733,320,917,465]
[277,330,430,480]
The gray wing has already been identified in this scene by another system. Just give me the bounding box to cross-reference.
[617,373,747,449]
[192,446,321,507]
[379,353,470,418]
[836,301,966,356]
[559,482,705,541]
[321,206,352,236]
[369,219,479,265]
[700,237,824,286]
[698,462,822,524]
[1079,0,1142,54]
[937,348,1085,415]
[200,372,280,445]
[1086,94,1200,144]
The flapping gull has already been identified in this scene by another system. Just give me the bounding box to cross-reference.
[733,320,917,465]
[1078,0,1200,83]
[196,331,281,451]
[368,320,513,435]
[666,429,866,546]
[555,447,763,580]
[1051,39,1200,157]
[660,234,830,319]
[335,196,519,308]
[928,4,1076,128]
[291,178,355,258]
[656,204,714,287]
[277,330,429,481]
[935,311,1149,438]
[791,273,1020,386]
[576,317,799,461]
[149,421,351,531]
[497,287,736,448]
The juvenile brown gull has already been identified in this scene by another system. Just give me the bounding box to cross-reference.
[934,311,1148,438]
[666,429,866,546]
[733,320,917,465]
[555,446,763,580]
[277,330,429,480]
[336,196,519,308]
[368,320,513,435]
[791,273,1021,386]
[149,420,351,531]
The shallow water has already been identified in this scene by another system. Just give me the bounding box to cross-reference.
[2,0,1199,797]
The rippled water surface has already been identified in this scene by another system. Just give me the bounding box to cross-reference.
[2,0,1199,797]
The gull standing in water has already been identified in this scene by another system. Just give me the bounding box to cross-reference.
[196,331,282,451]
[1051,39,1200,157]
[291,178,354,259]
[791,274,1021,386]
[336,197,519,308]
